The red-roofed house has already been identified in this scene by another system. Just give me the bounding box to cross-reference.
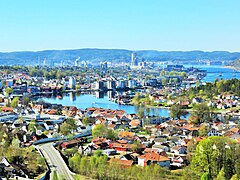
[130,120,141,129]
[2,107,14,112]
[138,152,170,168]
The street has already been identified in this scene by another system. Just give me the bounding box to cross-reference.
[39,143,74,180]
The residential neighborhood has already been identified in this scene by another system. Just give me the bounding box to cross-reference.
[0,65,238,179]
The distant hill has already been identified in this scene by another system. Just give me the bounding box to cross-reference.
[0,48,240,66]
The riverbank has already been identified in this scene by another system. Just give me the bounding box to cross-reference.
[135,103,238,117]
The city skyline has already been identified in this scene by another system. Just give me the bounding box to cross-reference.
[0,0,240,52]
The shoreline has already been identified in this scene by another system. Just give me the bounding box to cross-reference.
[132,103,237,116]
[223,66,240,71]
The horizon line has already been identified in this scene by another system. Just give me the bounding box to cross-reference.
[0,47,239,54]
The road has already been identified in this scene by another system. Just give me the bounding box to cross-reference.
[39,143,74,180]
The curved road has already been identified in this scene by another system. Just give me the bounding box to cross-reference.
[39,143,74,180]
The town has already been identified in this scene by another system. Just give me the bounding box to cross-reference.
[0,61,239,179]
[2,1,240,179]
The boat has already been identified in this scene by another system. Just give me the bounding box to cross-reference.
[57,95,62,99]
[233,71,236,77]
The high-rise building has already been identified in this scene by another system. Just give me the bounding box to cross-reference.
[81,61,87,68]
[95,91,104,99]
[107,91,115,99]
[131,52,138,66]
[69,77,76,89]
[94,81,104,90]
[116,80,126,89]
[75,57,80,66]
[38,56,41,65]
[43,58,47,66]
[128,80,136,88]
[107,80,116,90]
[100,61,108,69]
[70,92,76,101]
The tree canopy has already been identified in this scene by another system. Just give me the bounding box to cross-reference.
[92,124,117,140]
[11,97,19,108]
[82,116,91,125]
[191,103,211,124]
[191,136,240,180]
[170,104,188,120]
[5,87,13,97]
[60,118,76,136]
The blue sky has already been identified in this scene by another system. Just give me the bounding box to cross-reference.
[0,0,240,52]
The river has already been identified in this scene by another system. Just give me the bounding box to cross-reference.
[41,92,171,116]
[185,65,240,82]
[40,65,239,116]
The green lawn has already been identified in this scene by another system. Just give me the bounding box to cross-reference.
[136,131,149,136]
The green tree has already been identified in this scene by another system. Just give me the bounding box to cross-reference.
[191,136,236,179]
[92,124,108,138]
[106,129,117,140]
[82,116,91,125]
[25,148,45,176]
[127,72,131,80]
[187,139,199,160]
[132,92,141,105]
[66,118,76,127]
[142,94,151,106]
[191,103,211,124]
[29,67,37,77]
[92,124,117,140]
[181,167,200,180]
[170,104,187,120]
[76,84,81,90]
[5,139,23,164]
[5,87,13,97]
[131,141,142,152]
[234,145,240,179]
[69,153,81,172]
[60,122,72,136]
[28,120,36,132]
[60,118,76,135]
[201,172,210,180]
[145,75,152,81]
[161,78,168,85]
[56,70,63,79]
[22,96,30,107]
[174,78,178,84]
[11,97,19,108]
[230,174,238,180]
[56,108,62,115]
[199,124,208,136]
[189,92,195,100]
[137,107,145,119]
[217,168,225,180]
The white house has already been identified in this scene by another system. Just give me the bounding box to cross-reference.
[208,129,221,136]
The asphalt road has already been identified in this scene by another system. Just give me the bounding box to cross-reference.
[40,143,74,180]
